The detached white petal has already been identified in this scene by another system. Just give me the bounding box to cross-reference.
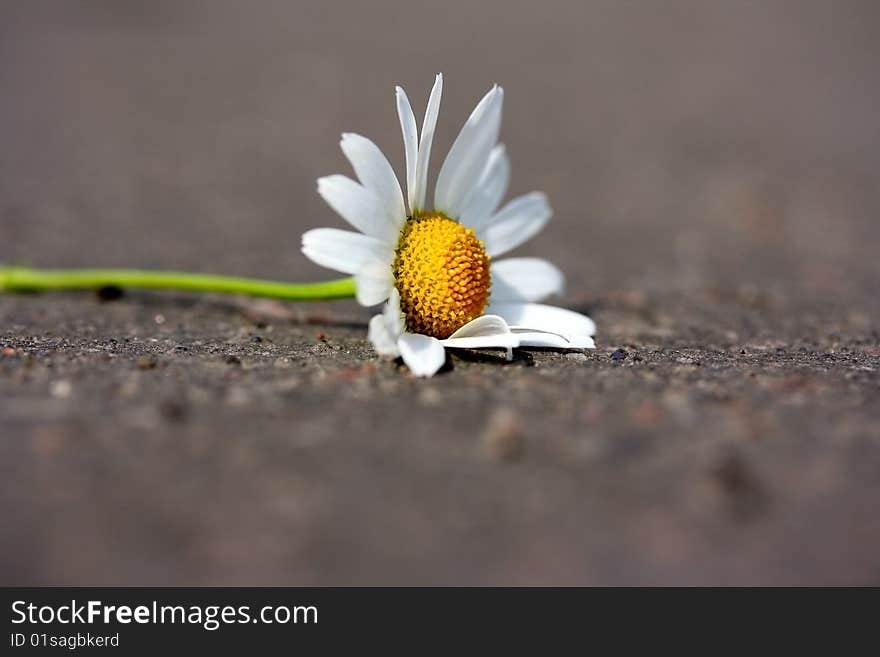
[490,258,565,303]
[480,192,552,257]
[440,314,519,350]
[301,228,392,275]
[317,175,399,244]
[434,85,504,217]
[340,133,405,231]
[397,333,446,377]
[488,302,597,337]
[513,329,595,349]
[445,314,511,339]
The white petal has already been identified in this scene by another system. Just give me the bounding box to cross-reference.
[513,330,595,349]
[446,314,511,339]
[412,73,443,213]
[440,314,519,350]
[317,175,399,243]
[490,258,565,302]
[434,85,504,217]
[397,333,446,377]
[340,133,405,230]
[480,192,552,257]
[395,86,419,215]
[459,144,510,230]
[301,228,392,275]
[368,314,401,357]
[354,261,394,306]
[384,288,406,336]
[369,289,405,357]
[487,302,597,337]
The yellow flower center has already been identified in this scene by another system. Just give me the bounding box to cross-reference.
[392,212,491,339]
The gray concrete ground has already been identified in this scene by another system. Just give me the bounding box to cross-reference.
[2,1,879,584]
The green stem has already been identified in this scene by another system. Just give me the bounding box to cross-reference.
[0,266,356,301]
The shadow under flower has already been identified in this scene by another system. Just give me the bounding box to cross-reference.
[448,348,535,367]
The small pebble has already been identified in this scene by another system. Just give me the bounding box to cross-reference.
[632,401,663,427]
[709,451,767,520]
[225,386,251,406]
[225,355,242,366]
[136,356,158,370]
[611,348,627,362]
[159,400,188,422]
[275,377,301,392]
[566,352,588,363]
[480,408,524,462]
[418,387,442,405]
[49,380,72,399]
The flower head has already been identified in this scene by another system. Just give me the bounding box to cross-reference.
[393,212,490,338]
[302,74,596,376]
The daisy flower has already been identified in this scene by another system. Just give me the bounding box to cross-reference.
[302,74,596,376]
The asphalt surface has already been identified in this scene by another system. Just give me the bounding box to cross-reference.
[2,1,879,584]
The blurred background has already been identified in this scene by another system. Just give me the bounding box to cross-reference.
[3,0,878,299]
[1,1,879,586]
